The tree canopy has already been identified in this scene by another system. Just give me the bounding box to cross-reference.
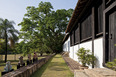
[19,1,73,54]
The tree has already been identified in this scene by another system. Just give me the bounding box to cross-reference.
[0,39,5,53]
[19,1,73,54]
[14,42,24,54]
[0,18,19,62]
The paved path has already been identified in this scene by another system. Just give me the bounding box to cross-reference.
[63,56,81,72]
[62,54,116,77]
[31,54,74,77]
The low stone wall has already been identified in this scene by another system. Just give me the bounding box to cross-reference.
[2,54,55,77]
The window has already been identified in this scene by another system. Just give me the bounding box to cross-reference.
[81,14,92,41]
[74,25,79,44]
[95,0,103,36]
[70,31,74,46]
[70,32,72,46]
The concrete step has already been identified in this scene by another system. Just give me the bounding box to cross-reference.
[93,68,116,77]
[74,70,89,77]
[84,69,104,77]
[74,68,116,77]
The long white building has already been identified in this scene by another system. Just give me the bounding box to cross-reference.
[63,0,116,68]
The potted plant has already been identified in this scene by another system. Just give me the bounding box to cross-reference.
[76,47,96,70]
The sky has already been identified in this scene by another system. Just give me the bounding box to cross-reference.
[0,0,78,31]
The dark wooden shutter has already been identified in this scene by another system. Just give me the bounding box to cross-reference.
[70,31,74,46]
[72,31,74,45]
[81,14,92,41]
[70,32,72,46]
[74,25,79,44]
[95,0,103,36]
[98,3,103,33]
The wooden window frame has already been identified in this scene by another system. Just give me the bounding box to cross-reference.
[80,11,92,42]
[95,0,104,37]
[74,24,80,45]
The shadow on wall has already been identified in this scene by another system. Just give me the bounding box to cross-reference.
[94,55,100,68]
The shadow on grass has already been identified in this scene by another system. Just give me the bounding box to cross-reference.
[30,56,54,77]
[48,62,67,71]
[54,56,61,58]
[50,66,67,71]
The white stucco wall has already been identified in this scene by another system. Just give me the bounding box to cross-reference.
[80,41,92,51]
[69,45,79,61]
[69,38,104,68]
[80,41,92,68]
[73,45,79,61]
[69,41,96,68]
[69,46,74,59]
[69,40,92,68]
[63,34,104,68]
[63,37,70,52]
[94,37,103,68]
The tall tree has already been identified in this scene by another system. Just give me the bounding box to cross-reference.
[0,18,19,62]
[19,1,73,54]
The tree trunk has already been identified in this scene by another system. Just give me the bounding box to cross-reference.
[40,53,43,56]
[40,51,43,56]
[5,31,7,62]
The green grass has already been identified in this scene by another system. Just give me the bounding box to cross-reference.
[31,54,74,77]
[0,54,45,77]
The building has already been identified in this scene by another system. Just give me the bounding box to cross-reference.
[63,0,116,68]
[63,33,70,52]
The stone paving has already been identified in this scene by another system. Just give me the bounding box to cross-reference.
[74,68,116,77]
[62,53,116,77]
[63,56,81,72]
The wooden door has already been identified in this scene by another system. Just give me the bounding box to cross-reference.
[109,11,116,61]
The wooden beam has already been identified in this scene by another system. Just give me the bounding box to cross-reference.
[102,0,106,10]
[92,7,95,68]
[104,1,116,13]
[78,23,81,44]
[102,0,106,66]
[103,7,106,66]
[80,0,88,4]
[78,23,81,49]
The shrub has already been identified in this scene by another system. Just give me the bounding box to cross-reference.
[106,59,116,71]
[76,47,96,67]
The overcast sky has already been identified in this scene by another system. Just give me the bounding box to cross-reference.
[0,0,78,31]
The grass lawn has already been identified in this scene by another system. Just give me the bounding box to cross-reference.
[0,54,45,77]
[31,54,74,77]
